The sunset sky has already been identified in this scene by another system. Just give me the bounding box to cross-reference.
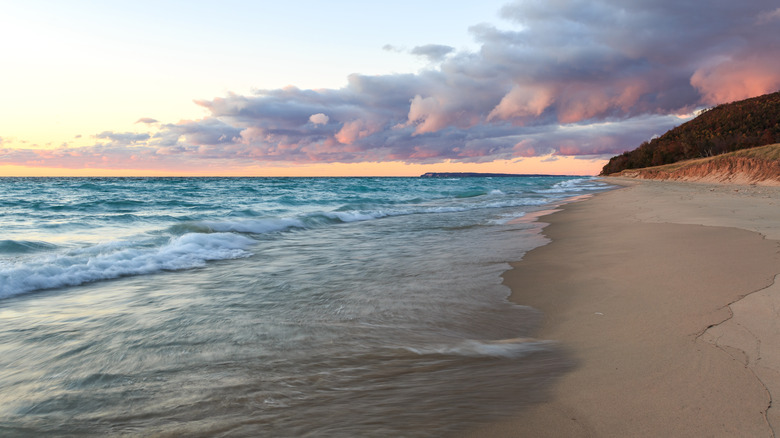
[2,0,780,176]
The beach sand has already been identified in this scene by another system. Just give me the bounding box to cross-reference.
[461,179,780,437]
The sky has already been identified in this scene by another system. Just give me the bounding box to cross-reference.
[1,0,779,177]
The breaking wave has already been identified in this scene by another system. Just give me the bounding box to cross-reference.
[0,233,254,299]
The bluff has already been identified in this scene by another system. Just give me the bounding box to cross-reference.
[610,143,780,186]
[601,91,780,176]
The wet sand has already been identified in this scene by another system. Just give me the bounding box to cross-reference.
[463,179,780,437]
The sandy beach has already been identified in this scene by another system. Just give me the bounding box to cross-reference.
[463,179,780,437]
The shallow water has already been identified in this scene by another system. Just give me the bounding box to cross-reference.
[0,176,611,436]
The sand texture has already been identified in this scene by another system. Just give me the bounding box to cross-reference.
[462,179,780,437]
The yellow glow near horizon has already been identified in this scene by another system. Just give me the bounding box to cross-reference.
[0,9,217,152]
[0,156,606,177]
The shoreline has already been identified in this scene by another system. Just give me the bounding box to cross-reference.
[463,179,780,437]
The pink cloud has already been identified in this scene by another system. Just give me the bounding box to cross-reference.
[488,85,554,123]
[557,144,583,156]
[691,55,780,105]
[513,140,537,157]
[406,95,452,135]
[335,119,382,144]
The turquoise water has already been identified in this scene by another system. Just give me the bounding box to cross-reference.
[0,176,611,437]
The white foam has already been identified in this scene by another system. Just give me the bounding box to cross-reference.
[323,210,389,222]
[404,338,550,359]
[488,212,528,225]
[0,233,254,299]
[484,198,548,208]
[200,218,305,234]
[320,198,552,224]
[535,177,606,194]
[171,183,601,240]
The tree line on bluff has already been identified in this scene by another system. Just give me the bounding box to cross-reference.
[600,90,780,176]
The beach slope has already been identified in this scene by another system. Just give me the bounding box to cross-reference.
[464,180,780,437]
[611,143,780,186]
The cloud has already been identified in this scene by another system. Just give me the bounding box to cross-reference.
[309,113,330,125]
[135,117,159,124]
[335,118,382,144]
[488,85,554,122]
[691,54,780,105]
[382,44,403,53]
[411,44,455,62]
[95,131,151,143]
[4,0,780,172]
[757,7,780,24]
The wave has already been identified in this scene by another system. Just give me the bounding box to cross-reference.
[319,210,390,223]
[454,190,488,199]
[534,177,607,194]
[487,212,527,225]
[41,199,149,212]
[0,177,610,299]
[0,239,59,255]
[310,199,549,224]
[185,197,555,235]
[0,233,254,299]
[403,338,551,359]
[199,217,306,234]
